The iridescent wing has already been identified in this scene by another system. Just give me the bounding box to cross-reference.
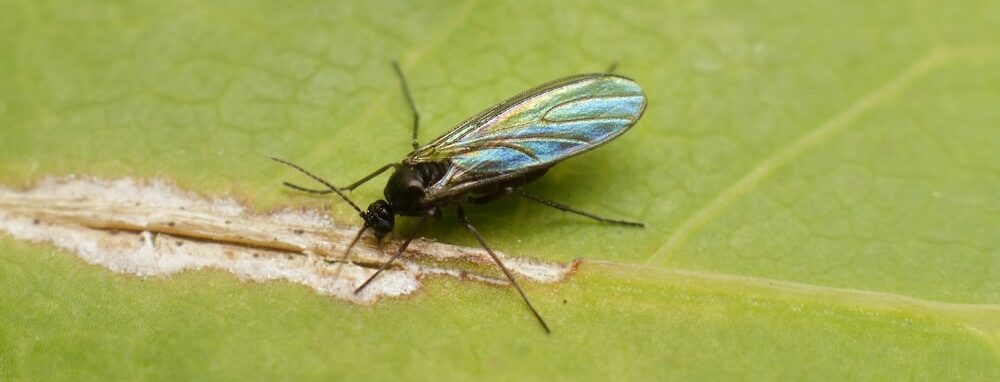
[407,73,646,200]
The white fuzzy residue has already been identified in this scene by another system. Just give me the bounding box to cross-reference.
[0,177,575,304]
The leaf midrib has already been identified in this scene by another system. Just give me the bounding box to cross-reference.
[647,46,988,264]
[590,261,1000,355]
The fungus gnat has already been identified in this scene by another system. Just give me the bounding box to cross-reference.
[274,62,646,333]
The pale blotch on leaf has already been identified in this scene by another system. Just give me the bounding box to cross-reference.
[0,177,576,304]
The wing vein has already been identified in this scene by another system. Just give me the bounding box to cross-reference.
[408,73,646,201]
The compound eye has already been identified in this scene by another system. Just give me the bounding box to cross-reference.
[365,201,395,238]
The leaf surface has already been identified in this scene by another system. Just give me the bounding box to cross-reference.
[1,0,999,379]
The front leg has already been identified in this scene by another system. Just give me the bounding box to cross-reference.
[392,61,421,151]
[354,216,430,294]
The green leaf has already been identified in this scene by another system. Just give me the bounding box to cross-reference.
[2,0,999,380]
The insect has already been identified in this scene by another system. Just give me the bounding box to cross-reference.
[273,62,646,333]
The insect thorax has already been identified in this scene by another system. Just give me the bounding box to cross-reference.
[384,161,448,216]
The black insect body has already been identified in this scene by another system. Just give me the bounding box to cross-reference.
[274,62,646,333]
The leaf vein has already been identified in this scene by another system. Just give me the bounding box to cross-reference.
[648,47,955,264]
[263,0,481,194]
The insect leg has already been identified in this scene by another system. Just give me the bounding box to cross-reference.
[605,62,618,74]
[510,188,645,228]
[467,191,506,205]
[282,163,397,194]
[392,61,420,150]
[334,225,368,276]
[456,204,551,334]
[271,157,363,213]
[354,216,430,294]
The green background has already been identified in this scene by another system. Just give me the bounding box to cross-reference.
[1,0,998,380]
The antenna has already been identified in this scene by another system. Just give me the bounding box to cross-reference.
[271,157,363,214]
[334,225,368,276]
[273,157,375,274]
